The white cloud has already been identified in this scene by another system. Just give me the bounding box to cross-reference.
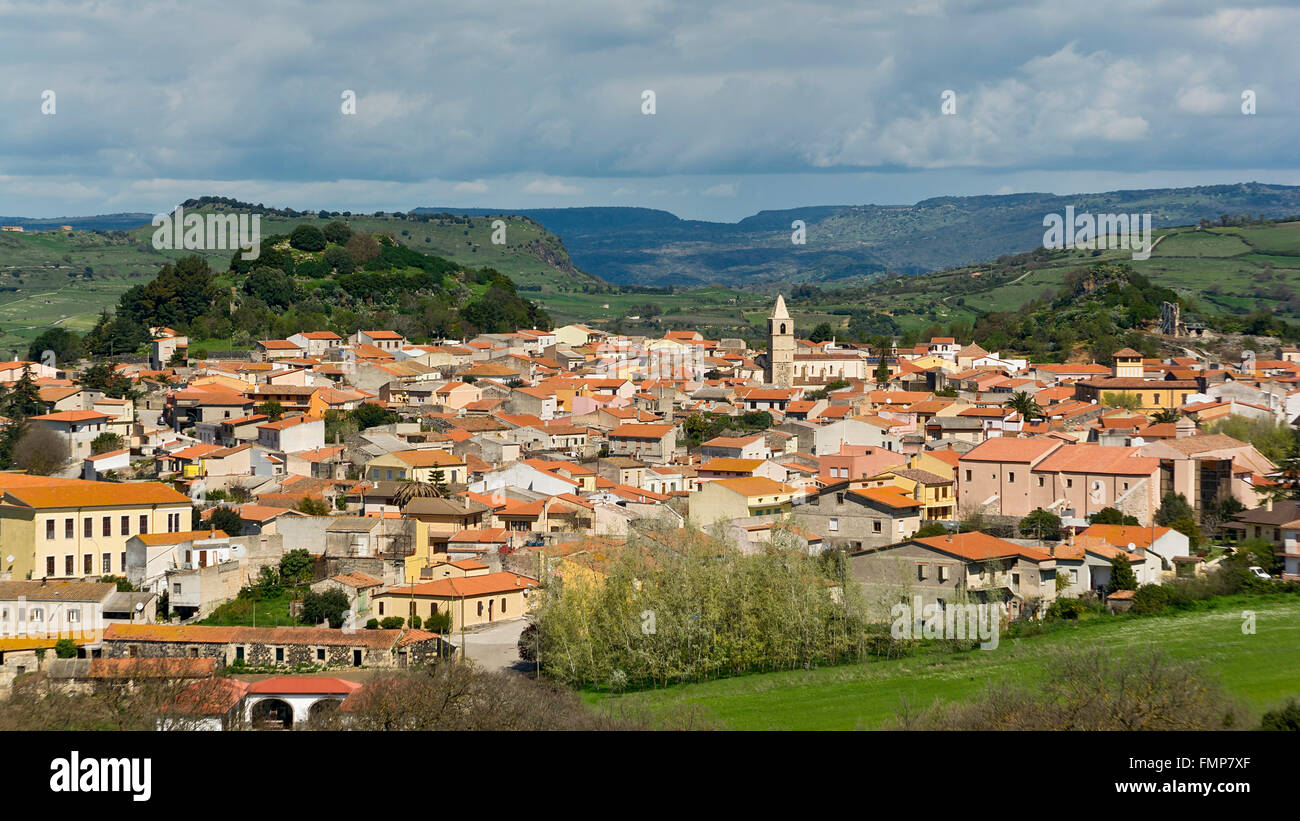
[522,178,583,195]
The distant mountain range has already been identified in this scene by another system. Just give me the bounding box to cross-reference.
[0,213,154,231]
[416,183,1300,287]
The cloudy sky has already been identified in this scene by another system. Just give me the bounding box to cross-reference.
[0,0,1296,220]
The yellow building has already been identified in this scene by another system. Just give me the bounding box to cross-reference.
[365,449,467,484]
[0,477,193,581]
[374,571,538,632]
[865,467,957,521]
[688,476,800,528]
[1073,378,1202,413]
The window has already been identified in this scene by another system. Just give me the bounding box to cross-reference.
[938,565,950,582]
[872,520,882,533]
[139,515,148,534]
[1011,572,1021,589]
[501,598,507,613]
[828,518,839,532]
[964,470,972,482]
[46,520,55,540]
[1008,472,1015,483]
[173,583,182,595]
[102,553,111,574]
[65,555,74,575]
[1069,569,1079,584]
[409,601,417,616]
[65,518,74,539]
[120,551,126,571]
[67,609,80,623]
[121,515,130,535]
[84,518,92,538]
[477,602,484,616]
[31,608,43,622]
[917,563,929,580]
[236,646,245,661]
[1037,476,1045,487]
[835,492,845,505]
[378,602,384,616]
[1152,394,1159,405]
[275,648,284,662]
[1066,478,1073,488]
[102,516,111,537]
[83,554,92,574]
[430,603,439,615]
[317,648,326,661]
[46,556,55,576]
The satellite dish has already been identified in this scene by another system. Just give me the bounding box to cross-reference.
[4,555,12,563]
[134,602,145,612]
[1127,542,1137,552]
[1131,437,1145,446]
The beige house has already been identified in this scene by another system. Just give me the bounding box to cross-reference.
[374,571,538,632]
[365,449,467,484]
[0,477,193,581]
[688,476,800,529]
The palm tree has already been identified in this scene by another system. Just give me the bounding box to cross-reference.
[1003,390,1042,419]
[1149,408,1182,424]
[393,479,442,508]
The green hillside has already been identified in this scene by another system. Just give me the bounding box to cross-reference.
[0,199,595,354]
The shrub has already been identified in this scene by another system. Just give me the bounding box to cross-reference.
[408,615,422,629]
[365,618,380,630]
[289,224,327,252]
[380,616,405,629]
[1045,597,1103,621]
[54,639,78,659]
[1259,698,1300,731]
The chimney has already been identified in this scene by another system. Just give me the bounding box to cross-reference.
[1265,497,1273,512]
[1175,417,1196,439]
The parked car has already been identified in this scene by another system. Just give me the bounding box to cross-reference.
[1248,566,1271,580]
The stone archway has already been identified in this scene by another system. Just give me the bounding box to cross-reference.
[251,697,294,730]
[307,698,342,727]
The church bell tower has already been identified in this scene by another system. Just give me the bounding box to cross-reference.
[766,294,795,388]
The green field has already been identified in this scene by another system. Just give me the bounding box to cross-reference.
[586,595,1300,730]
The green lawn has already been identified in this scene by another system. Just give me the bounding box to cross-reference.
[197,592,296,627]
[586,595,1300,730]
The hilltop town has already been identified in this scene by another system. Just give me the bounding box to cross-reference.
[0,290,1296,727]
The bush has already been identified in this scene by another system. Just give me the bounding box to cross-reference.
[54,639,79,659]
[1259,698,1300,731]
[365,618,380,630]
[289,224,327,252]
[380,616,405,629]
[1045,597,1104,621]
[408,615,422,629]
[1131,583,1173,614]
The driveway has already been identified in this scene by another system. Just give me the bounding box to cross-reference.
[456,618,533,674]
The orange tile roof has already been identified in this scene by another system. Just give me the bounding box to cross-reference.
[960,437,1062,464]
[385,571,538,598]
[5,481,191,509]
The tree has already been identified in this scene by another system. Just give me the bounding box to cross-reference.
[351,402,400,430]
[394,480,441,508]
[278,548,315,586]
[1107,553,1138,592]
[1089,507,1139,526]
[809,322,834,343]
[1259,699,1300,731]
[289,224,327,252]
[914,522,950,538]
[322,245,355,274]
[2,369,45,420]
[300,589,350,628]
[322,221,353,245]
[1149,408,1182,424]
[1155,492,1194,525]
[91,432,124,455]
[255,400,284,421]
[296,497,331,516]
[12,425,69,475]
[207,506,245,537]
[346,233,382,265]
[1004,390,1043,419]
[55,638,79,659]
[1102,391,1142,411]
[27,328,83,365]
[243,266,296,309]
[1019,508,1062,541]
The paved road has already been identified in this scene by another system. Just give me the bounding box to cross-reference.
[457,618,533,674]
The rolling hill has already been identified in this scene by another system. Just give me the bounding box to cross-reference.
[0,199,598,354]
[417,183,1300,287]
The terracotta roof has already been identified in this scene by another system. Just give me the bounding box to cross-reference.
[246,676,362,695]
[4,481,191,509]
[385,572,538,598]
[910,531,1052,562]
[960,437,1062,464]
[103,623,404,648]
